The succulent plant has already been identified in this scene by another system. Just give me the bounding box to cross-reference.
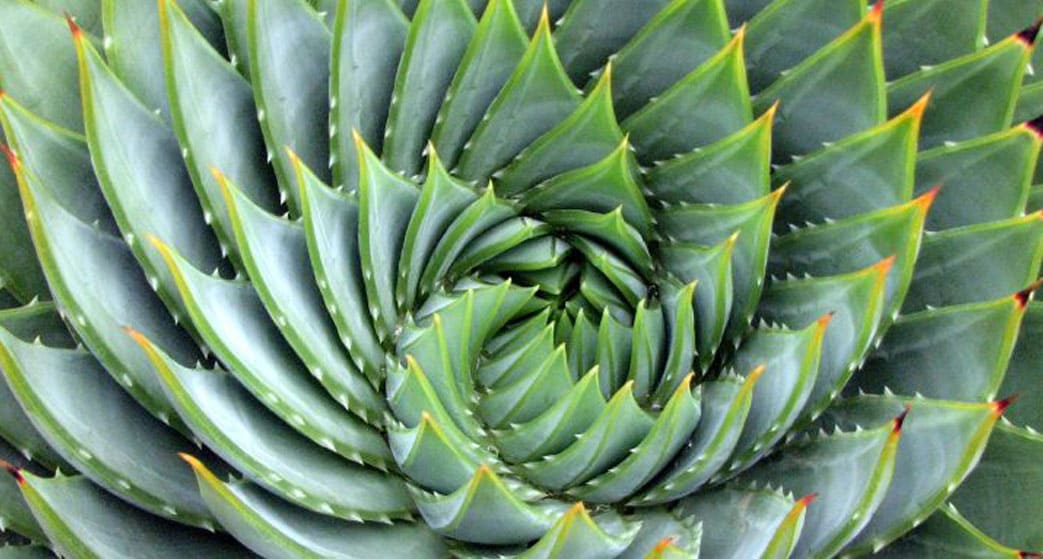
[1,0,1043,557]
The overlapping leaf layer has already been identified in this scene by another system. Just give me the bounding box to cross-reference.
[1,0,1042,557]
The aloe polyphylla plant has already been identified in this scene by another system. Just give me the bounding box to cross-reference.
[0,0,1042,557]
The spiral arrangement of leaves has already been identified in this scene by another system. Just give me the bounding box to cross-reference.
[1,0,1043,557]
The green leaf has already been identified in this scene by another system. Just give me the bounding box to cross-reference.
[77,24,231,325]
[887,34,1029,150]
[381,0,476,176]
[494,367,606,464]
[520,505,640,559]
[0,94,116,235]
[158,0,279,267]
[0,0,85,131]
[948,422,1043,552]
[649,280,698,401]
[632,370,761,505]
[607,0,731,119]
[743,0,864,92]
[397,149,479,310]
[644,105,773,206]
[752,6,886,158]
[132,333,411,521]
[356,135,420,340]
[522,381,654,491]
[914,124,1040,230]
[520,139,652,237]
[757,259,891,421]
[453,9,580,184]
[294,154,386,386]
[986,0,1043,42]
[37,0,102,35]
[818,395,1004,555]
[855,292,1028,402]
[573,237,648,307]
[903,213,1043,312]
[149,239,392,460]
[881,504,1034,559]
[10,145,203,431]
[184,458,448,559]
[768,192,932,317]
[617,509,701,559]
[570,375,701,503]
[101,0,224,123]
[737,413,904,558]
[881,0,987,80]
[389,410,490,494]
[0,328,220,528]
[411,466,569,545]
[659,188,782,342]
[247,0,331,214]
[543,208,654,276]
[478,345,573,428]
[0,545,53,559]
[623,31,751,164]
[720,316,829,476]
[0,342,70,472]
[998,302,1043,431]
[217,0,251,79]
[218,172,387,422]
[0,301,74,349]
[450,217,552,279]
[431,0,529,167]
[16,473,251,558]
[658,237,735,373]
[773,96,926,226]
[673,485,805,559]
[552,0,672,83]
[624,300,666,399]
[417,186,515,299]
[329,0,408,191]
[0,438,47,544]
[495,67,624,197]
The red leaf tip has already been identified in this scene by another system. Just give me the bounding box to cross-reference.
[992,394,1020,416]
[1025,114,1043,139]
[797,493,818,508]
[1014,279,1043,309]
[1019,552,1043,558]
[65,13,83,38]
[0,144,19,172]
[892,405,911,434]
[867,0,883,22]
[2,461,24,485]
[1016,17,1043,46]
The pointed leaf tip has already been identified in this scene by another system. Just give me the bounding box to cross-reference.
[876,255,898,275]
[868,0,884,22]
[905,92,932,119]
[892,405,911,434]
[914,185,941,210]
[1,460,24,485]
[992,394,1020,416]
[653,537,679,553]
[1024,114,1043,139]
[1016,17,1043,46]
[797,492,818,508]
[0,143,19,171]
[1014,279,1043,308]
[1019,552,1043,558]
[65,13,83,38]
[817,312,836,329]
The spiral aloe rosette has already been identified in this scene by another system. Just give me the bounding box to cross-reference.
[1,0,1043,557]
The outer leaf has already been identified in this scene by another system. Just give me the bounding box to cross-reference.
[948,422,1043,552]
[182,456,447,559]
[881,504,1035,558]
[73,24,225,324]
[819,395,1006,555]
[158,0,278,266]
[131,332,411,521]
[454,9,580,185]
[381,0,476,176]
[247,0,331,213]
[15,473,250,558]
[552,0,672,83]
[881,0,987,79]
[0,438,47,543]
[999,302,1043,431]
[623,30,751,164]
[887,34,1029,150]
[149,239,392,460]
[218,172,386,422]
[743,0,863,91]
[752,5,885,158]
[520,505,640,559]
[673,486,803,559]
[329,0,408,191]
[903,213,1043,312]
